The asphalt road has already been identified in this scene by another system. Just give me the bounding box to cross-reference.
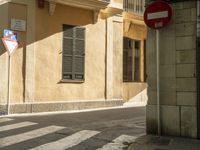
[0,106,146,150]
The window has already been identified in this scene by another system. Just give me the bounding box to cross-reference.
[62,25,85,81]
[123,37,142,82]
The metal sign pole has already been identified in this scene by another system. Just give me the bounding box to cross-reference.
[2,29,18,115]
[156,29,161,135]
[7,55,11,115]
[197,0,200,139]
[144,0,172,137]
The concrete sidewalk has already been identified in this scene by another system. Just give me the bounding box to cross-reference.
[128,135,200,150]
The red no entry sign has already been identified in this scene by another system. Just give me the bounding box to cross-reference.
[144,1,172,29]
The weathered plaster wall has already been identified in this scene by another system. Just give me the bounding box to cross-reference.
[0,0,35,105]
[0,1,124,105]
[0,0,146,114]
[35,3,107,101]
[0,2,9,105]
[8,3,27,103]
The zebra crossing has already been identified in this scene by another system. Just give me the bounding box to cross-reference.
[0,122,38,132]
[0,118,13,123]
[30,130,100,150]
[0,117,144,150]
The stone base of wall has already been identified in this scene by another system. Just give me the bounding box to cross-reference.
[146,104,197,138]
[0,100,124,115]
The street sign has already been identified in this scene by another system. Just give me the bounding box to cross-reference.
[3,29,17,41]
[2,29,18,55]
[144,1,172,29]
[11,18,26,32]
[2,29,18,115]
[2,38,18,55]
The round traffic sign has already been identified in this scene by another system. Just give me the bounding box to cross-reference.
[144,1,172,29]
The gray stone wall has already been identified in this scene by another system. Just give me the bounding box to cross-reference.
[146,1,197,138]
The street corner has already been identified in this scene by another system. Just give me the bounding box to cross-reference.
[128,135,172,150]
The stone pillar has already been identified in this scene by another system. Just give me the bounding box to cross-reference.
[112,16,123,99]
[175,1,197,138]
[106,17,114,99]
[106,16,123,100]
[146,1,197,138]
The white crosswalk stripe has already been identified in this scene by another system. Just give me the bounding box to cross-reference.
[97,134,144,150]
[0,118,144,150]
[0,125,65,148]
[0,122,38,132]
[0,118,13,123]
[29,130,100,150]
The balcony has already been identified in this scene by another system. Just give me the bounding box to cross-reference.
[100,0,123,19]
[123,0,146,40]
[45,0,123,21]
[46,0,110,12]
[123,0,145,16]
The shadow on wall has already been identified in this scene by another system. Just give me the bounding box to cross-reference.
[0,1,94,102]
[0,1,94,50]
[123,82,147,101]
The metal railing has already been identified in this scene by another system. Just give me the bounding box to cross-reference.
[123,0,145,16]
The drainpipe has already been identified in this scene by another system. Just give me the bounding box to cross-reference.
[197,0,200,139]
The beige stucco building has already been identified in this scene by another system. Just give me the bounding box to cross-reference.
[0,0,146,114]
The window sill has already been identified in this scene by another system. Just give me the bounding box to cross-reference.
[123,81,146,83]
[59,79,84,83]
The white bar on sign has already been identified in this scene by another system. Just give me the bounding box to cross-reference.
[147,11,168,20]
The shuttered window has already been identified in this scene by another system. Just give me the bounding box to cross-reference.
[123,37,141,82]
[62,25,85,81]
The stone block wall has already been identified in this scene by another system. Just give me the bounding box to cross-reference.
[146,1,197,138]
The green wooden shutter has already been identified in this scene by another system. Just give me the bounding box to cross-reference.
[62,25,85,80]
[123,37,129,81]
[74,27,85,80]
[134,41,141,82]
[62,25,74,80]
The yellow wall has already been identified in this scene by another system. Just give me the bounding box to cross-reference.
[35,3,106,101]
[0,0,145,105]
[123,82,147,101]
[9,3,27,103]
[0,2,9,105]
[0,0,37,104]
